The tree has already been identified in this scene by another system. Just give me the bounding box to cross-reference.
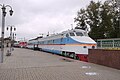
[108,0,120,38]
[74,9,87,30]
[99,1,113,38]
[86,1,104,39]
[74,0,120,39]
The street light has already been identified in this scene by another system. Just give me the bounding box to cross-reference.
[0,4,13,63]
[12,33,17,49]
[6,26,16,55]
[13,33,16,45]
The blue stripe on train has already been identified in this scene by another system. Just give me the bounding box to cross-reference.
[40,37,80,45]
[42,48,61,55]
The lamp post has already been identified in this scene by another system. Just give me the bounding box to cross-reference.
[7,26,16,54]
[12,33,16,48]
[0,4,13,63]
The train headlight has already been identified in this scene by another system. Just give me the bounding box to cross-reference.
[92,46,95,49]
[83,46,87,48]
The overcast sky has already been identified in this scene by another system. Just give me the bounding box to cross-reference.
[0,0,106,41]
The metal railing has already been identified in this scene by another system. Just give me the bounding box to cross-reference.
[96,38,120,49]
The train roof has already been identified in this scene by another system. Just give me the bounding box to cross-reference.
[28,29,86,41]
[62,29,86,34]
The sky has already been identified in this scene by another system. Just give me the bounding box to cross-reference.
[0,0,106,41]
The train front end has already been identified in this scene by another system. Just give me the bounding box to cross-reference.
[74,36,96,61]
[65,29,96,61]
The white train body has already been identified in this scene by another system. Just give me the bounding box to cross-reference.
[27,29,96,61]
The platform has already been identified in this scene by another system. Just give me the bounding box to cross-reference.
[0,48,120,80]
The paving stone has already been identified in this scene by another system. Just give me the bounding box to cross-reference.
[0,48,120,80]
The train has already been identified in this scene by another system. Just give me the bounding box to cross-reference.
[26,29,96,61]
[14,41,27,48]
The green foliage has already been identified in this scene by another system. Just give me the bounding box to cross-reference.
[74,0,120,39]
[74,9,87,30]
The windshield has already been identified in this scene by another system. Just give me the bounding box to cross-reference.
[76,32,84,36]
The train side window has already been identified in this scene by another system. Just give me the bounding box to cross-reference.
[38,41,39,44]
[48,40,50,44]
[53,40,54,44]
[66,34,69,37]
[61,38,63,42]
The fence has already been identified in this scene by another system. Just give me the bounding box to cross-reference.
[96,38,120,50]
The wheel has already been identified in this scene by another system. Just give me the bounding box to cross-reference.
[76,55,79,60]
[69,53,74,58]
[62,51,65,56]
[73,54,76,59]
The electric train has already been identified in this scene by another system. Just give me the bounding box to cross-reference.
[26,29,96,61]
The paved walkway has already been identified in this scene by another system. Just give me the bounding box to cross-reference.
[0,48,120,80]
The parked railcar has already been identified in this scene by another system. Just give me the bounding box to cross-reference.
[18,41,27,48]
[27,29,96,61]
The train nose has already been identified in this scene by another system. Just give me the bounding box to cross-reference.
[72,36,96,44]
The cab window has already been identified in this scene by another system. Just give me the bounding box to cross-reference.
[76,32,83,36]
[69,32,75,36]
